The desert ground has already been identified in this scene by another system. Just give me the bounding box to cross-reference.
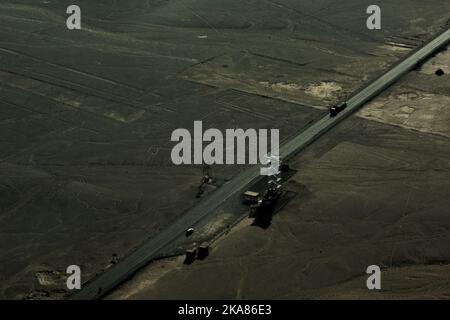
[110,46,450,300]
[0,0,449,299]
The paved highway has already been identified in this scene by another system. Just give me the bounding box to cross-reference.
[71,28,450,300]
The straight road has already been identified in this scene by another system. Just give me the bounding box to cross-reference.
[71,28,450,300]
[281,28,450,159]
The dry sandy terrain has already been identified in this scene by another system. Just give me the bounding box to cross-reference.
[1,0,449,299]
[359,48,450,137]
[111,111,450,299]
[110,47,450,301]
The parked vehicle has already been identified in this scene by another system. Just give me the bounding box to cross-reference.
[242,191,260,204]
[330,102,348,117]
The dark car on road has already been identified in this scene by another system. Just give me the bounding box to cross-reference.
[330,102,348,117]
